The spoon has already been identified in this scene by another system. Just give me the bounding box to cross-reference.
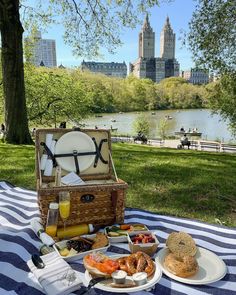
[31,254,45,269]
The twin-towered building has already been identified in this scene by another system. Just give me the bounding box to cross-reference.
[82,15,180,82]
[130,15,180,82]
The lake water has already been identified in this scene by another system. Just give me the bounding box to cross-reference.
[82,109,235,142]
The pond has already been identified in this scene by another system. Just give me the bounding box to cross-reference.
[82,109,234,142]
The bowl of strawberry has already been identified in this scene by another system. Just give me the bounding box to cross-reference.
[128,231,159,256]
[131,233,156,244]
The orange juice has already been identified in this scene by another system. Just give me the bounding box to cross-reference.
[59,200,70,219]
[45,224,57,237]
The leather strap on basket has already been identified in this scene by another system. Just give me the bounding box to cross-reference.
[40,142,57,167]
[92,137,108,168]
[47,138,109,174]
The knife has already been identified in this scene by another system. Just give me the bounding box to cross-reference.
[78,277,106,295]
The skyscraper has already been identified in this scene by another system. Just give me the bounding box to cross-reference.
[25,31,57,68]
[160,16,175,59]
[130,15,180,82]
[139,15,155,59]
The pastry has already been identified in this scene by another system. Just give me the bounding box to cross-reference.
[92,232,109,249]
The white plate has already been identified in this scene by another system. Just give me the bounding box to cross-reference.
[54,131,96,172]
[84,254,162,293]
[155,247,227,285]
[53,234,110,262]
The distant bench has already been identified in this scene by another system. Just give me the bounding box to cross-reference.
[148,138,164,146]
[190,140,199,150]
[111,136,133,143]
[221,143,236,153]
[177,140,198,150]
[199,141,220,152]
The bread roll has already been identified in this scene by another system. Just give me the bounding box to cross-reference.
[166,232,197,258]
[164,253,199,278]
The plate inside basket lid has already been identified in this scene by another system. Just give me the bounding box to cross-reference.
[54,131,96,172]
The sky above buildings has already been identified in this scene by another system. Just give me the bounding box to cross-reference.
[23,0,197,71]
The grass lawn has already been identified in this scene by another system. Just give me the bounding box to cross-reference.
[0,142,235,227]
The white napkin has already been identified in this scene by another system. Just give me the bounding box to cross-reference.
[50,140,57,155]
[61,172,85,186]
[27,252,83,295]
[40,154,48,171]
[44,159,53,176]
[45,134,53,149]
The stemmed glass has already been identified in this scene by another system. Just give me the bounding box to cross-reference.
[59,191,70,232]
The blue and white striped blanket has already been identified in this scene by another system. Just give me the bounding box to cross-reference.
[0,181,235,295]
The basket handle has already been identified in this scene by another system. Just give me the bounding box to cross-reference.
[109,150,118,182]
[37,151,42,187]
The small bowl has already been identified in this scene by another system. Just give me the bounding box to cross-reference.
[104,224,149,244]
[128,231,159,256]
[111,270,127,284]
[132,272,148,286]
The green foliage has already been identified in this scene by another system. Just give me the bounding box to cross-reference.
[157,118,169,139]
[21,66,207,128]
[155,77,205,109]
[25,66,90,127]
[21,0,161,57]
[188,0,236,136]
[22,63,204,126]
[132,115,150,136]
[0,60,3,120]
[205,74,236,136]
[188,0,236,74]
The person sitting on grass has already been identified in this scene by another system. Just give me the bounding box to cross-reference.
[180,134,191,149]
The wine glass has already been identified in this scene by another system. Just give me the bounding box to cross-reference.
[59,191,70,232]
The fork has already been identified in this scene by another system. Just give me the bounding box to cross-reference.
[78,277,106,295]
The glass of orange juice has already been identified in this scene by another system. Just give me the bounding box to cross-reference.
[45,202,59,237]
[59,191,70,232]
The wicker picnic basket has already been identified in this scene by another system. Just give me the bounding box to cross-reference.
[35,128,128,227]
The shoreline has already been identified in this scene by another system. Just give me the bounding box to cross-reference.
[111,136,236,152]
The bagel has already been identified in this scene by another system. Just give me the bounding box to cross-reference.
[164,252,199,278]
[83,252,119,278]
[166,232,197,258]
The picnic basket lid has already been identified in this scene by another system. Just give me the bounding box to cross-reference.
[35,128,113,180]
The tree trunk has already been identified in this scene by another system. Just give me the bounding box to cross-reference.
[0,0,33,144]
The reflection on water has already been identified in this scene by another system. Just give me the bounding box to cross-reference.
[82,109,234,142]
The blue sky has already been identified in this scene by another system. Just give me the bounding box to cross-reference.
[24,0,197,71]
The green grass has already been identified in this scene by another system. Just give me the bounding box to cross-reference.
[0,142,235,227]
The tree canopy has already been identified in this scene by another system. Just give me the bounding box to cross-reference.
[1,0,165,144]
[188,0,236,136]
[188,0,236,74]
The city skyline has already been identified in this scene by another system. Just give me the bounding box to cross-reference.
[23,0,196,71]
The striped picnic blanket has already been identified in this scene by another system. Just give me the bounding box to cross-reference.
[0,181,235,295]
